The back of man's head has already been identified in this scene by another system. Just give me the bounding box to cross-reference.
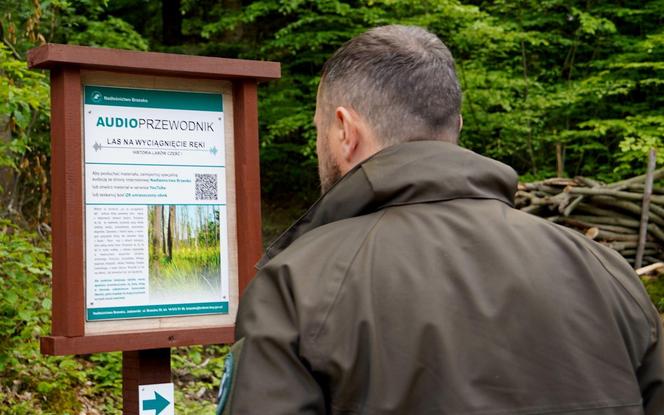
[319,25,462,146]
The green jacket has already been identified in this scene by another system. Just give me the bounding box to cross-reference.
[225,141,664,414]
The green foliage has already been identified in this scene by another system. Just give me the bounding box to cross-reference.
[198,210,221,247]
[151,246,221,293]
[0,43,50,170]
[0,0,148,223]
[3,0,662,207]
[68,16,149,50]
[193,0,664,190]
[460,0,664,180]
[642,275,664,314]
[0,221,86,414]
[173,344,229,414]
[0,42,50,221]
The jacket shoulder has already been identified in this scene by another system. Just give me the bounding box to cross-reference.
[264,209,388,275]
[518,210,660,337]
[246,210,388,339]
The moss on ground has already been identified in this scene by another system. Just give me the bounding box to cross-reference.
[642,274,664,315]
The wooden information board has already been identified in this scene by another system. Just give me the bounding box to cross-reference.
[27,44,280,355]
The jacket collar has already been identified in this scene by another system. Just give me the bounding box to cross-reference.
[257,140,518,269]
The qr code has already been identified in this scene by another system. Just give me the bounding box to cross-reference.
[195,174,218,200]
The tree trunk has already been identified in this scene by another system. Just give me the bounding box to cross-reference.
[162,206,167,256]
[162,0,182,46]
[556,142,564,178]
[0,112,13,212]
[167,205,176,260]
[636,148,657,268]
[152,206,163,259]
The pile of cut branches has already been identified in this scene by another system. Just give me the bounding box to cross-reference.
[516,169,664,268]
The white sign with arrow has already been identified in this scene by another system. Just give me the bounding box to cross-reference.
[139,382,174,415]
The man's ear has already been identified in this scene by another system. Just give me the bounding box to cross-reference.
[335,106,360,163]
[458,114,463,132]
[332,106,380,173]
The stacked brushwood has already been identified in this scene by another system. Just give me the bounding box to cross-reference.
[515,169,664,267]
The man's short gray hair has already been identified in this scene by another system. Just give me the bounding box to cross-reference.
[320,25,462,146]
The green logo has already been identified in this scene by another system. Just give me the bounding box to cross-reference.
[91,91,103,103]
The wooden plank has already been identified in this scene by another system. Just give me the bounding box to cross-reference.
[223,85,242,325]
[123,349,171,415]
[565,186,664,204]
[28,44,281,81]
[50,66,85,337]
[636,262,664,276]
[233,80,263,296]
[40,326,235,355]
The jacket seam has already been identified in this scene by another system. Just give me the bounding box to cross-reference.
[260,159,371,265]
[529,400,642,414]
[362,146,516,209]
[260,144,517,267]
[331,399,642,415]
[585,244,658,336]
[261,195,324,264]
[377,195,513,211]
[307,209,389,350]
[551,222,657,348]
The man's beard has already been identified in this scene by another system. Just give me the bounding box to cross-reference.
[318,136,342,194]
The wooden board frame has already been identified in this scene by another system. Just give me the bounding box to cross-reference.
[28,44,280,355]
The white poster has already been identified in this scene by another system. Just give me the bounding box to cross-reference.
[83,85,230,321]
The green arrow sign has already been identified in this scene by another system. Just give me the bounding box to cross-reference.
[143,391,170,415]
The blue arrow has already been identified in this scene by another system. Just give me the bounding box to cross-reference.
[143,391,170,415]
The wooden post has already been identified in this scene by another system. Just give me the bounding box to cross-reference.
[233,80,262,296]
[49,66,86,337]
[123,348,172,415]
[635,148,657,269]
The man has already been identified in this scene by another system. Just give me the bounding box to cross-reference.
[219,25,664,414]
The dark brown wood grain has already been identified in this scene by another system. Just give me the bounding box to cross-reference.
[50,66,86,337]
[40,325,235,355]
[233,80,263,297]
[123,349,171,415]
[28,44,280,81]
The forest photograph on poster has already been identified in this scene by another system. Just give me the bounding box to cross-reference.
[147,204,221,303]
